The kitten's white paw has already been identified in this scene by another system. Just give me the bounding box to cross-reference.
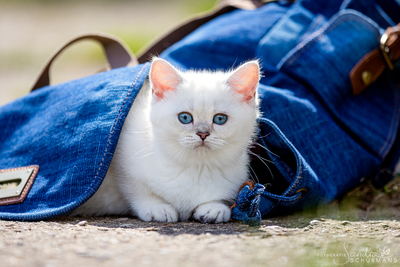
[193,203,231,224]
[139,204,178,222]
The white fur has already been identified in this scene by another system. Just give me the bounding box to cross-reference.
[72,59,260,223]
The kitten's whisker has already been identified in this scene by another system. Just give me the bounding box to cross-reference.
[228,137,258,141]
[250,152,275,180]
[124,130,150,134]
[247,164,260,184]
[253,142,280,158]
[247,168,256,183]
[226,143,252,152]
[132,146,153,158]
[135,152,154,159]
[248,151,274,164]
[255,132,272,139]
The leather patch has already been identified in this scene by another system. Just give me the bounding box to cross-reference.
[350,48,385,95]
[0,165,39,206]
[350,23,400,95]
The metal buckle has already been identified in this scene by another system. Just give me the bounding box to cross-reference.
[295,188,308,200]
[0,165,39,205]
[380,31,397,70]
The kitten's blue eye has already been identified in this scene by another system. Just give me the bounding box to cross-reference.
[178,112,193,124]
[213,114,228,125]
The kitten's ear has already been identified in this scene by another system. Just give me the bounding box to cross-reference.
[227,61,260,103]
[149,58,182,99]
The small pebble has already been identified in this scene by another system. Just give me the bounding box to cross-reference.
[77,221,88,226]
[341,221,351,226]
[309,220,321,225]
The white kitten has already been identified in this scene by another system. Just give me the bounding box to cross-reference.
[72,58,260,223]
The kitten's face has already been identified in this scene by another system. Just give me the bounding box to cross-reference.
[149,58,259,162]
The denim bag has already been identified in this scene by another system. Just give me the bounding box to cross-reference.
[1,0,400,221]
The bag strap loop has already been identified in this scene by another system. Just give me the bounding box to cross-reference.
[350,23,400,95]
[31,32,137,92]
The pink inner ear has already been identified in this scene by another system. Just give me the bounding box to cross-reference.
[227,62,259,103]
[150,59,181,99]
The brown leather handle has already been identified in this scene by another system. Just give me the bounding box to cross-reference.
[31,32,137,92]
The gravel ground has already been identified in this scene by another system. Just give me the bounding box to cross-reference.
[1,205,400,267]
[2,178,400,267]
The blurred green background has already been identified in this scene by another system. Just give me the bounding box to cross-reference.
[0,0,216,106]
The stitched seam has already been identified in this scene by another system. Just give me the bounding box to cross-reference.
[279,158,296,179]
[262,162,303,203]
[286,160,303,196]
[299,15,325,44]
[84,65,147,195]
[284,15,380,68]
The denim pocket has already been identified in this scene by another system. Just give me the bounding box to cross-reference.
[277,10,400,160]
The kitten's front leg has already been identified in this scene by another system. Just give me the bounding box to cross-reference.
[193,202,231,223]
[128,183,179,223]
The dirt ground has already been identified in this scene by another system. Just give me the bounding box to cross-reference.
[1,207,400,267]
[1,178,400,267]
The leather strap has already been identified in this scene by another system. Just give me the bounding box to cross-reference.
[137,0,270,63]
[31,32,137,92]
[31,0,290,91]
[350,23,400,95]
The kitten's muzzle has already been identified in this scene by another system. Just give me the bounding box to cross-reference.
[197,132,210,141]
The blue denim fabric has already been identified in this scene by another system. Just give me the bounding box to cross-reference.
[231,183,265,226]
[0,64,150,220]
[1,0,400,220]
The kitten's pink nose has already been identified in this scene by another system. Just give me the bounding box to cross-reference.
[197,132,210,141]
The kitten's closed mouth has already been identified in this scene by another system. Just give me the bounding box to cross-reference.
[196,141,210,148]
